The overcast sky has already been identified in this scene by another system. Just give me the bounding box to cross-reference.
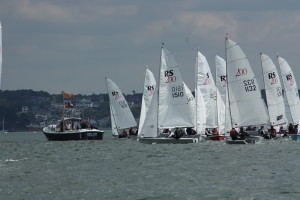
[1,0,300,95]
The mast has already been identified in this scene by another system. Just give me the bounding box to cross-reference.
[156,43,163,133]
[225,37,233,129]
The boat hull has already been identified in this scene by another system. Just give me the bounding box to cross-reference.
[226,136,263,144]
[206,135,225,141]
[291,134,300,141]
[139,137,199,144]
[43,128,104,141]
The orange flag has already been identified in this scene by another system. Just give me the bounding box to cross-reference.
[64,92,72,99]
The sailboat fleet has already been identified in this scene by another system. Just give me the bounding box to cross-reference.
[106,38,300,144]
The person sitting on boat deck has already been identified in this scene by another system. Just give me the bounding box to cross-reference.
[294,124,298,134]
[279,126,289,138]
[230,128,238,140]
[239,127,249,140]
[288,123,295,134]
[174,128,184,139]
[129,127,136,135]
[119,129,128,138]
[65,123,71,130]
[205,128,212,135]
[258,126,265,136]
[258,125,270,139]
[212,128,218,135]
[186,127,197,135]
[166,130,175,138]
[269,125,277,139]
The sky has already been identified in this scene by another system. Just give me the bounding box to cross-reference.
[1,0,300,95]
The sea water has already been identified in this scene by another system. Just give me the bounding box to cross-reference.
[0,131,300,200]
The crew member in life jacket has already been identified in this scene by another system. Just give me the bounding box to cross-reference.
[174,128,184,139]
[269,125,277,139]
[129,127,136,135]
[239,127,249,140]
[119,129,128,138]
[230,128,238,140]
[212,128,218,135]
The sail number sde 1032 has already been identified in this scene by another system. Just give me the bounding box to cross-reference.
[243,79,256,92]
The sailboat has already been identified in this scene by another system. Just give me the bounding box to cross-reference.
[225,38,269,144]
[277,56,300,140]
[137,68,156,136]
[260,53,286,131]
[139,45,199,144]
[196,51,225,140]
[105,78,137,138]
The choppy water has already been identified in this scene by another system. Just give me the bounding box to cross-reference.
[0,131,300,200]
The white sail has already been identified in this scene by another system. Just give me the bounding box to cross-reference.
[0,22,2,89]
[106,78,137,131]
[138,68,156,135]
[196,51,217,128]
[110,105,119,136]
[226,38,269,127]
[260,53,286,126]
[215,55,231,133]
[139,86,158,138]
[195,58,206,135]
[277,56,300,124]
[158,47,194,128]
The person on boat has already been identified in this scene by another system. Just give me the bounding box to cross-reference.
[230,128,238,140]
[174,128,184,139]
[65,123,71,130]
[212,128,218,135]
[288,123,295,134]
[166,130,175,138]
[119,129,128,138]
[129,127,136,135]
[279,126,289,138]
[258,125,270,139]
[258,126,265,136]
[269,125,277,139]
[239,127,249,140]
[186,127,196,135]
[205,128,212,136]
[294,124,298,134]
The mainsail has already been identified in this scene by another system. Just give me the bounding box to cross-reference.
[196,51,217,128]
[106,78,137,133]
[226,38,269,127]
[158,47,195,128]
[138,68,156,135]
[277,56,300,124]
[260,53,286,126]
